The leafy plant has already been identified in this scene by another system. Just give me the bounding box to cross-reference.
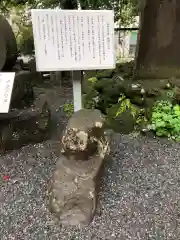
[83,76,99,109]
[63,103,74,116]
[151,100,180,140]
[105,94,148,133]
[0,0,139,26]
[116,94,139,117]
[88,77,97,83]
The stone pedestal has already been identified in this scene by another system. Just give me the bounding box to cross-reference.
[49,109,110,227]
[135,0,180,79]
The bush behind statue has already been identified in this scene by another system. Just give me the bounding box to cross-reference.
[81,61,180,140]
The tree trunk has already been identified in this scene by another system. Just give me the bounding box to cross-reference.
[135,0,180,79]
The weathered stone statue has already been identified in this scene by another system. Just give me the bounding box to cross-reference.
[0,15,51,153]
[49,109,110,227]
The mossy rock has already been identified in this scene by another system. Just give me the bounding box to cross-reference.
[102,85,121,102]
[115,61,134,77]
[106,109,136,134]
[174,88,180,104]
[94,78,113,92]
[83,77,97,94]
[146,88,160,97]
[169,77,180,88]
[96,69,115,79]
[10,71,34,108]
[130,96,145,106]
[84,70,97,79]
[83,89,99,109]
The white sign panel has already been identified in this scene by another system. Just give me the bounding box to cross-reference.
[31,9,115,71]
[0,72,15,113]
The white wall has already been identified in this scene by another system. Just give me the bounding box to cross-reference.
[115,16,139,61]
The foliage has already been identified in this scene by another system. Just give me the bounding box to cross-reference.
[0,0,139,56]
[115,94,138,117]
[104,93,148,134]
[0,4,34,54]
[151,100,180,140]
[83,63,134,114]
[88,77,97,83]
[0,0,139,25]
[63,103,74,116]
[78,0,139,23]
[16,25,34,54]
[83,79,99,109]
[107,94,147,125]
[0,0,139,57]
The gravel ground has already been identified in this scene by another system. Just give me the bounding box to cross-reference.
[1,86,180,239]
[1,134,180,239]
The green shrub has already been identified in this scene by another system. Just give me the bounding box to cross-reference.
[115,94,138,117]
[106,94,148,131]
[83,76,100,109]
[151,100,180,140]
[63,103,74,116]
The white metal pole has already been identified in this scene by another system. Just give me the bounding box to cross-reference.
[72,71,82,112]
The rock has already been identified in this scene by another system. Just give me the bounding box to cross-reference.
[0,15,17,71]
[28,58,36,72]
[49,154,102,227]
[0,124,13,153]
[83,89,99,109]
[116,61,134,77]
[84,70,98,80]
[169,77,180,88]
[61,109,109,159]
[104,128,115,141]
[0,97,51,153]
[94,78,114,92]
[131,83,141,91]
[0,32,6,70]
[130,96,145,106]
[146,88,160,97]
[33,93,51,132]
[10,71,34,108]
[96,69,114,79]
[106,109,136,134]
[49,109,110,227]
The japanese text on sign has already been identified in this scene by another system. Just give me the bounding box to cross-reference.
[0,72,15,113]
[31,9,115,71]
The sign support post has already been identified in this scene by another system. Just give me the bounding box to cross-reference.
[72,71,82,112]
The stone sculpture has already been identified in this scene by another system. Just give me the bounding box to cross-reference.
[49,109,110,227]
[0,15,51,153]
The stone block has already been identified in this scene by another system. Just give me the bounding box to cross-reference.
[49,109,110,227]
